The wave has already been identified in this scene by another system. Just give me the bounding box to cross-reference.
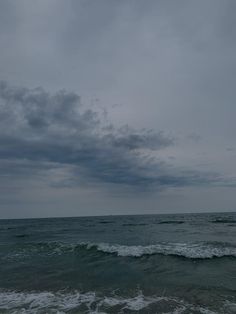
[122,223,148,226]
[85,242,236,259]
[158,220,184,224]
[3,241,236,261]
[211,219,236,224]
[15,234,31,238]
[0,290,223,314]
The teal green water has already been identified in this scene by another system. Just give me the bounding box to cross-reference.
[0,212,236,313]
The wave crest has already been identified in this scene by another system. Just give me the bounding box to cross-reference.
[85,242,236,259]
[3,241,236,260]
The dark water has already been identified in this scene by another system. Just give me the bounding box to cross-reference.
[0,212,236,313]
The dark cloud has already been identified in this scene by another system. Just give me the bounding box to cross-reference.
[0,81,220,191]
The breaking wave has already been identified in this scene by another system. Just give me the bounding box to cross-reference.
[85,242,236,259]
[4,241,236,260]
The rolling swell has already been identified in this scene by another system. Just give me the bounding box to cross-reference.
[5,241,236,260]
[211,219,236,224]
[158,220,184,224]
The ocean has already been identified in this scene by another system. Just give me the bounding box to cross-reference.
[0,212,235,313]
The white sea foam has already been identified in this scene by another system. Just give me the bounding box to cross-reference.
[224,301,236,313]
[85,242,236,259]
[0,290,96,313]
[102,294,162,311]
[165,306,218,314]
[0,290,222,314]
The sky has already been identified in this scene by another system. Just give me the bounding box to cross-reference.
[0,0,236,218]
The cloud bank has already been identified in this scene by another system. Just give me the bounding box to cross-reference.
[0,81,220,192]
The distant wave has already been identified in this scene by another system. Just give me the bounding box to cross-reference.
[122,221,184,226]
[0,290,224,314]
[211,219,236,224]
[15,234,31,238]
[85,242,236,259]
[122,223,148,226]
[158,220,184,224]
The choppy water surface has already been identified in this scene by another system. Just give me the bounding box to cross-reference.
[0,212,236,313]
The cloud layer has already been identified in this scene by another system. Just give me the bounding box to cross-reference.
[0,81,220,192]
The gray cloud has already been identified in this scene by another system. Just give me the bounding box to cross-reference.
[0,81,219,191]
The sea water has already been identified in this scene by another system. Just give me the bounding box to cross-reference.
[0,212,236,313]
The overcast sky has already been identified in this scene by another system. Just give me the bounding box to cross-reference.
[0,0,236,218]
